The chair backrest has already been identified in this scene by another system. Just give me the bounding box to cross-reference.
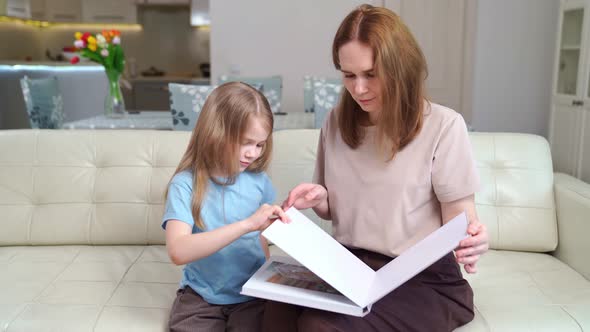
[168,83,216,131]
[169,82,265,131]
[311,81,342,129]
[19,76,64,129]
[219,75,282,114]
[303,76,341,113]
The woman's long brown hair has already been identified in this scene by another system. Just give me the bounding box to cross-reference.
[167,82,273,229]
[332,4,428,159]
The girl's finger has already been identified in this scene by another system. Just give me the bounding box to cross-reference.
[273,205,291,224]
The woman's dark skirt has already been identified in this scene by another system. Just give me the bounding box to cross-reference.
[263,248,474,332]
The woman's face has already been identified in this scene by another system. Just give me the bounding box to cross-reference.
[338,40,382,123]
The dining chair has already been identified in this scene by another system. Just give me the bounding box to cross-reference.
[19,76,64,129]
[218,75,283,114]
[168,83,216,131]
[312,80,343,129]
[168,82,264,131]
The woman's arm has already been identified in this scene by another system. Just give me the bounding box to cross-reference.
[440,194,489,273]
[165,204,289,265]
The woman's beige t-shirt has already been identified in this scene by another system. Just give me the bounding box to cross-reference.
[314,102,479,257]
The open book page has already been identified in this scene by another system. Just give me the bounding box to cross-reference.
[266,261,341,295]
[262,208,376,307]
[363,212,469,307]
[241,256,370,317]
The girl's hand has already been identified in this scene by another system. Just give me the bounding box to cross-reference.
[282,183,327,210]
[246,204,290,232]
[455,218,489,274]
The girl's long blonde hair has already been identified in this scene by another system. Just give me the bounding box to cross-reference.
[167,82,273,229]
[332,4,427,160]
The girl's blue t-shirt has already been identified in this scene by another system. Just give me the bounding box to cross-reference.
[162,170,276,305]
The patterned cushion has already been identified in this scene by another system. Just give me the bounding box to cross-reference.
[313,81,343,129]
[168,83,216,131]
[168,83,264,131]
[219,75,282,114]
[303,76,342,113]
[20,76,64,129]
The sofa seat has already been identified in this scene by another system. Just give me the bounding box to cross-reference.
[460,250,590,331]
[0,245,181,332]
[2,245,588,332]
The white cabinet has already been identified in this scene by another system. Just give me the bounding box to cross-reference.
[81,0,137,24]
[29,0,45,20]
[45,0,81,22]
[190,0,209,26]
[549,0,590,181]
[136,0,189,5]
[0,0,31,19]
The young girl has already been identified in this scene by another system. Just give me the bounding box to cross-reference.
[163,82,289,332]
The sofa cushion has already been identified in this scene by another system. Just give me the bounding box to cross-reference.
[0,130,191,246]
[470,133,557,252]
[0,245,181,332]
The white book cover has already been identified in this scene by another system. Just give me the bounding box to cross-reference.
[241,208,469,317]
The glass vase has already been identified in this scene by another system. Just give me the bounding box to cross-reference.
[104,69,126,118]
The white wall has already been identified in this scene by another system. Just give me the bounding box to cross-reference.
[210,0,374,113]
[470,0,559,136]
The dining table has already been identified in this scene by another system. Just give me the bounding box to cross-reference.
[63,111,316,131]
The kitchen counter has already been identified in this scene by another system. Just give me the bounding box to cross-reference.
[129,76,210,84]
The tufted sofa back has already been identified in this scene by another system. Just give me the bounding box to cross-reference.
[269,130,558,253]
[0,130,189,245]
[0,130,557,252]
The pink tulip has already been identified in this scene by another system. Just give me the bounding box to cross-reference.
[101,49,109,57]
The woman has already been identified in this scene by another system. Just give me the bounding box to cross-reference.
[264,4,488,332]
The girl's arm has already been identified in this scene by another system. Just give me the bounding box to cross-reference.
[165,204,289,265]
[440,194,489,274]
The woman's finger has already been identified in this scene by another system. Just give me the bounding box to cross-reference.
[456,243,488,258]
[464,263,477,274]
[285,184,312,207]
[457,254,480,265]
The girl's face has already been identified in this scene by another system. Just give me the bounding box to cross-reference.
[239,115,269,172]
[338,40,383,124]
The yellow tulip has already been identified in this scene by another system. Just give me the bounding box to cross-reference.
[88,44,97,52]
[88,36,96,44]
[75,32,82,40]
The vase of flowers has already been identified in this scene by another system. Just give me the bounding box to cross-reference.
[71,30,126,118]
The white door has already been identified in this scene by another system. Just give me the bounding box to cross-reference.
[384,0,466,114]
[550,1,587,176]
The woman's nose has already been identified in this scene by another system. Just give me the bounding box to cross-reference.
[355,79,368,95]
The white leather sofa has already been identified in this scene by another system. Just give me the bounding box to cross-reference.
[0,129,589,332]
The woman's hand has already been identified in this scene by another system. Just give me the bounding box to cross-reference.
[282,183,328,210]
[455,218,489,273]
[440,194,489,274]
[246,204,290,232]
